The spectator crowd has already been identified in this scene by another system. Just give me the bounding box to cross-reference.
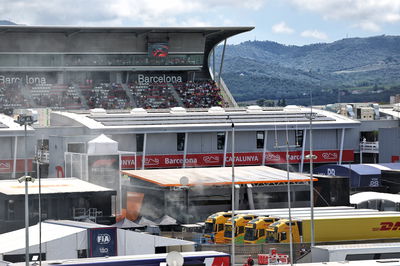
[0,79,225,112]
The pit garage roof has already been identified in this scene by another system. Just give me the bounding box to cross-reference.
[121,165,315,187]
[351,191,400,205]
[314,163,400,188]
[0,177,115,195]
[53,106,359,133]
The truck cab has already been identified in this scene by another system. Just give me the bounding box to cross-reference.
[204,212,232,243]
[244,216,279,244]
[224,214,258,243]
[266,219,302,243]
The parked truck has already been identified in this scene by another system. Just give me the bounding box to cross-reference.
[243,210,383,244]
[204,207,376,243]
[223,214,258,243]
[204,212,232,243]
[244,216,279,244]
[266,213,400,243]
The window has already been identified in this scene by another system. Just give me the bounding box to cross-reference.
[295,130,304,147]
[217,132,225,150]
[136,134,144,152]
[256,131,265,149]
[67,143,85,153]
[177,133,185,151]
[217,224,224,232]
[238,226,245,234]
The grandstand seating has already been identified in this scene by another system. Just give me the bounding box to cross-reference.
[80,83,130,109]
[175,80,224,108]
[130,82,179,109]
[0,83,28,109]
[31,84,83,109]
[0,79,225,112]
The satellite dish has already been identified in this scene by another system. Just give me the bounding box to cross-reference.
[166,251,184,266]
[180,176,189,186]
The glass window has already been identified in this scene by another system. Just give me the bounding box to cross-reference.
[177,133,185,151]
[136,134,144,152]
[238,226,244,234]
[217,224,224,232]
[295,130,304,147]
[67,143,85,153]
[217,132,225,150]
[257,131,265,149]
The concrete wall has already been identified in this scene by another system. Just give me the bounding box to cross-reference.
[379,128,400,163]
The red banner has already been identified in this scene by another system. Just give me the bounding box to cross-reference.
[121,150,354,169]
[0,159,33,173]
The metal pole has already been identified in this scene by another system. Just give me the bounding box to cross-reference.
[37,151,42,266]
[218,39,227,89]
[309,89,315,249]
[24,123,29,266]
[231,120,235,266]
[285,126,294,266]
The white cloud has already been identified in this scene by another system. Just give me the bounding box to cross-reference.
[272,21,294,34]
[0,0,268,26]
[354,21,381,32]
[289,0,400,32]
[300,30,328,40]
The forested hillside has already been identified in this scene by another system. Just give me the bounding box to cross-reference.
[215,35,400,105]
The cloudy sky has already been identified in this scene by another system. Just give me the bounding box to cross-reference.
[1,0,400,45]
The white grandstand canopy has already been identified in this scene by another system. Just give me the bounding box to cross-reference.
[122,165,315,187]
[52,106,359,133]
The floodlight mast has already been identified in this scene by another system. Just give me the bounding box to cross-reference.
[14,114,36,266]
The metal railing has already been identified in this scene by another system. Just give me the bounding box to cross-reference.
[360,141,379,153]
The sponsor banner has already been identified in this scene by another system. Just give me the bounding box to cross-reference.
[121,150,354,169]
[0,159,33,173]
[88,227,117,257]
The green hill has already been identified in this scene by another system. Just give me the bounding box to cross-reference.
[215,35,400,105]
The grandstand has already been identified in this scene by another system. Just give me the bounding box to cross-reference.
[0,26,253,111]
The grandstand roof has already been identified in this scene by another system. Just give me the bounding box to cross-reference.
[0,25,253,35]
[0,26,253,65]
[52,106,359,133]
[121,165,316,187]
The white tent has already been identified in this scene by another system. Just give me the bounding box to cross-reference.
[87,134,118,154]
[0,220,194,261]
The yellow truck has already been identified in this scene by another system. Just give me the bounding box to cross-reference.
[266,213,400,243]
[244,210,385,244]
[224,214,258,243]
[204,207,376,244]
[244,216,279,244]
[204,212,232,243]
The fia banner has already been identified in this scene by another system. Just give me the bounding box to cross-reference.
[88,227,117,257]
